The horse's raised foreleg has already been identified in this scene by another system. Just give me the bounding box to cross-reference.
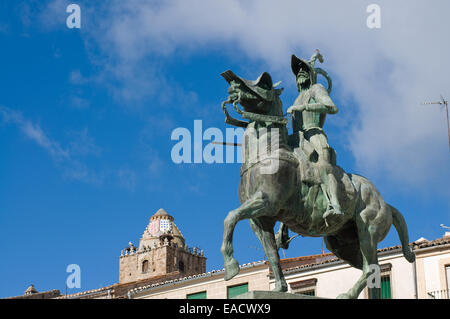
[221,190,274,281]
[249,217,287,292]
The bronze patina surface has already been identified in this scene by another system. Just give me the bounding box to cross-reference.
[219,51,415,299]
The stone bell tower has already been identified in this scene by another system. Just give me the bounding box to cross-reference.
[119,208,206,284]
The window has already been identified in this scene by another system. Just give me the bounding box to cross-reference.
[179,261,185,272]
[187,291,207,299]
[446,265,450,291]
[366,263,392,299]
[300,289,315,296]
[289,278,317,296]
[227,283,248,299]
[380,275,391,299]
[142,260,149,273]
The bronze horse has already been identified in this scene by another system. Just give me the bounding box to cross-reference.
[219,70,415,299]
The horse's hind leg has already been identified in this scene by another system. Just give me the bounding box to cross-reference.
[221,190,275,281]
[249,217,287,292]
[338,208,384,299]
[324,235,363,270]
[338,222,378,298]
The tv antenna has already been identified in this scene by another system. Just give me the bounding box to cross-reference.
[422,95,450,151]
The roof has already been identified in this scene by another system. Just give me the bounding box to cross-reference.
[56,285,115,299]
[129,260,267,297]
[152,208,172,219]
[4,289,61,300]
[412,236,450,249]
[279,236,450,276]
[59,260,267,299]
[24,284,38,294]
[267,253,335,271]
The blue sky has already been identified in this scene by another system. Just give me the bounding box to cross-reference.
[0,0,449,298]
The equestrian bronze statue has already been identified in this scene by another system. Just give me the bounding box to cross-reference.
[219,50,415,299]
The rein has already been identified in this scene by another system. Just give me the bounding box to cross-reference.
[221,93,288,126]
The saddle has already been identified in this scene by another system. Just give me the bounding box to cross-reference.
[288,131,356,203]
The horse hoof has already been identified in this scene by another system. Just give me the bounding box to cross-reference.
[272,283,288,292]
[404,251,416,263]
[224,259,240,281]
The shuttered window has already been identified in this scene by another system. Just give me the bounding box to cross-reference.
[227,283,248,299]
[446,265,450,291]
[366,264,392,299]
[301,289,315,296]
[289,278,317,296]
[380,275,391,299]
[187,291,207,299]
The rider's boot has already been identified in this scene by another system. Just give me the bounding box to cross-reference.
[321,173,344,225]
[315,146,344,225]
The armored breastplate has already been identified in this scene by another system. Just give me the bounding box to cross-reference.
[292,89,323,132]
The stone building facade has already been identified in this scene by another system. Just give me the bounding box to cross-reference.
[119,209,206,284]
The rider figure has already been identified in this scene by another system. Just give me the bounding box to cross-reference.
[287,50,343,222]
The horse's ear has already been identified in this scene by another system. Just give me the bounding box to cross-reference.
[273,81,282,88]
[256,72,273,90]
[275,88,284,96]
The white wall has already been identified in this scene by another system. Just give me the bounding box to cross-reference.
[276,252,417,299]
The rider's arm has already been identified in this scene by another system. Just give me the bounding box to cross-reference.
[287,85,337,114]
[303,102,337,114]
[307,84,338,114]
[286,96,304,113]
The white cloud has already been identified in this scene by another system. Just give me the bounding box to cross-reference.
[0,106,103,185]
[43,0,450,193]
[69,95,91,109]
[117,168,137,191]
[67,128,102,156]
[38,0,70,30]
[0,106,69,161]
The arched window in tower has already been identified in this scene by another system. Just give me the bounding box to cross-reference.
[179,260,185,272]
[142,260,149,273]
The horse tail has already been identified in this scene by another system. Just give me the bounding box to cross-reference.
[389,204,415,263]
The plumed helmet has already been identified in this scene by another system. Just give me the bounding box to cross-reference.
[291,49,332,93]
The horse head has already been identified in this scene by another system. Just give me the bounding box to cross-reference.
[220,70,285,126]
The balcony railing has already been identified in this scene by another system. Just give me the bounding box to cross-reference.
[427,289,449,299]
